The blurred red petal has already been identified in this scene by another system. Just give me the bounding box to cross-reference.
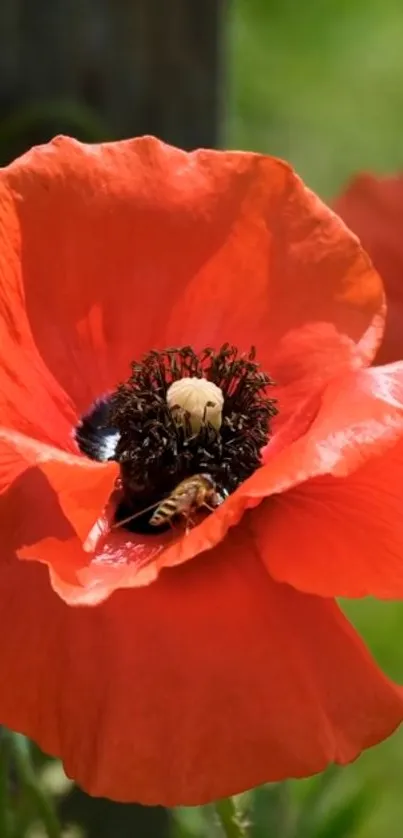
[0,530,402,806]
[334,173,403,364]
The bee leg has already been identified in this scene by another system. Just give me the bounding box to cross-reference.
[202,502,218,513]
[185,516,196,535]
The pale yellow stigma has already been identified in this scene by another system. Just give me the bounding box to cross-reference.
[167,377,224,433]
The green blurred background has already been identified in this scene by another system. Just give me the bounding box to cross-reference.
[1,1,403,836]
[230,0,403,197]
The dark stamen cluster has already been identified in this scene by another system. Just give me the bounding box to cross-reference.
[75,345,277,532]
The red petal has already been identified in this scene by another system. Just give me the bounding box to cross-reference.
[2,136,383,421]
[249,362,403,599]
[0,137,386,582]
[334,173,403,364]
[149,362,403,580]
[0,181,76,444]
[0,430,117,582]
[251,435,403,599]
[17,362,403,598]
[0,530,402,806]
[0,138,388,592]
[269,318,384,434]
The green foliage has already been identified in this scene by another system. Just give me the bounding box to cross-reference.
[173,777,373,838]
[308,793,369,838]
[229,0,403,196]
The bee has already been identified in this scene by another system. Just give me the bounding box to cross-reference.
[113,473,226,533]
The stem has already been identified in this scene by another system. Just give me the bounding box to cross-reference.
[8,733,61,838]
[273,782,294,837]
[0,731,11,838]
[214,798,248,838]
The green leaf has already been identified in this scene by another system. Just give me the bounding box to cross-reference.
[309,790,370,838]
[250,784,293,838]
[7,733,61,838]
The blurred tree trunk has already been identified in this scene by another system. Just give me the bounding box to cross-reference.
[100,0,226,148]
[6,0,226,151]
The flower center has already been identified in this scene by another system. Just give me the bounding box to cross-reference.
[74,345,277,534]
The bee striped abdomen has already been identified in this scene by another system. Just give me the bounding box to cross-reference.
[152,497,182,525]
[149,476,210,527]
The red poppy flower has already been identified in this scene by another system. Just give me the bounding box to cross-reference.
[334,173,403,364]
[1,136,403,806]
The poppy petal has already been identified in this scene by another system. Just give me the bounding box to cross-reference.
[146,362,403,578]
[269,317,384,434]
[334,173,403,364]
[0,430,118,581]
[2,136,382,421]
[0,530,402,806]
[0,180,77,445]
[16,362,403,599]
[0,137,386,580]
[251,434,403,599]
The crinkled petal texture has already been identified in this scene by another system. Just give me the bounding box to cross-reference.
[334,173,403,364]
[1,137,403,804]
[1,537,403,806]
[0,134,385,590]
[16,362,403,604]
[249,362,403,599]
